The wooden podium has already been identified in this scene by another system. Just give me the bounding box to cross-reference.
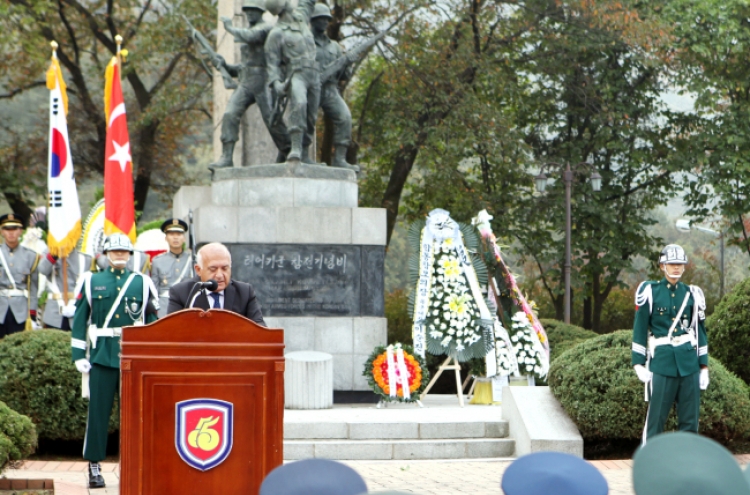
[119,309,285,495]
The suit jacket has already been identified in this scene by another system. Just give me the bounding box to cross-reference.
[167,277,266,326]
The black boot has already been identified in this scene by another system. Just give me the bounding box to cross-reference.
[209,141,235,170]
[88,461,106,488]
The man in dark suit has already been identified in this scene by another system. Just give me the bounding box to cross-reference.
[167,242,265,326]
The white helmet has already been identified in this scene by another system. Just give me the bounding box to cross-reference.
[659,244,687,265]
[102,233,134,253]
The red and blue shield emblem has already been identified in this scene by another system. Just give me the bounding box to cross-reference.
[175,399,233,471]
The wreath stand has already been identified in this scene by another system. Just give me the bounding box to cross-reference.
[420,356,465,407]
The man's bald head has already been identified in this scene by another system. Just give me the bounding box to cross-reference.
[195,243,232,291]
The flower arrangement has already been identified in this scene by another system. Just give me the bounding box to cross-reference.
[509,312,547,378]
[364,344,428,402]
[493,321,517,375]
[471,209,550,359]
[424,242,489,360]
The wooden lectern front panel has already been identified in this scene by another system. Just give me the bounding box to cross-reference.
[120,310,284,495]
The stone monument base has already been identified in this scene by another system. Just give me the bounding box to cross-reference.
[173,163,388,391]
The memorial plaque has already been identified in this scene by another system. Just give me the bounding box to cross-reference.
[228,244,384,317]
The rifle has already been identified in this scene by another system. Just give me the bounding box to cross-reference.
[319,30,387,85]
[269,77,292,128]
[182,15,238,90]
[188,209,197,261]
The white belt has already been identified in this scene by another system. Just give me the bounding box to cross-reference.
[0,289,28,297]
[88,325,123,348]
[649,334,697,355]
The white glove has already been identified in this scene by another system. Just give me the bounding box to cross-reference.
[61,303,76,318]
[699,368,709,390]
[31,320,42,330]
[634,364,652,383]
[75,359,91,373]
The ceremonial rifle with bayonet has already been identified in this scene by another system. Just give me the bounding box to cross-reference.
[183,14,238,90]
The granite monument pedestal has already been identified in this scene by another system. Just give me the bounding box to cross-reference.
[173,163,387,390]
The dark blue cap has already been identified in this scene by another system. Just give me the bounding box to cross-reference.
[634,432,750,495]
[501,451,608,495]
[260,459,368,495]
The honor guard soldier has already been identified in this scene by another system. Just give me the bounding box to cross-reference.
[150,219,193,317]
[0,213,40,338]
[632,244,709,443]
[71,233,159,488]
[38,248,95,330]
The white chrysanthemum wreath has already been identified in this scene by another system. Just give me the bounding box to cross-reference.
[510,311,547,378]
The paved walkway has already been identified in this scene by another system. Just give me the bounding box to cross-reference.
[0,458,672,495]
[6,456,750,494]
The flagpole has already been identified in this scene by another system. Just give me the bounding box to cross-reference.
[115,34,123,78]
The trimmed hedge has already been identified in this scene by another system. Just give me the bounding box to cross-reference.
[0,401,36,472]
[0,330,118,441]
[540,319,598,362]
[548,330,750,443]
[706,277,750,384]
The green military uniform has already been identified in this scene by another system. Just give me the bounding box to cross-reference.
[150,251,192,318]
[632,278,708,442]
[71,266,158,462]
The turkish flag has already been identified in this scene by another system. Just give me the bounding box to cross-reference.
[103,57,136,242]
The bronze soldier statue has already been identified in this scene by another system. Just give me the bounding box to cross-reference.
[211,0,291,168]
[310,4,358,172]
[265,0,320,165]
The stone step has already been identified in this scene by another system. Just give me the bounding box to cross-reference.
[284,438,516,460]
[284,420,509,440]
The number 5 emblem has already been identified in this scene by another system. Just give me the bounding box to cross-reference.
[176,399,234,471]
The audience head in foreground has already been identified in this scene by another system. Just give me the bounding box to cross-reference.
[259,459,367,495]
[501,451,608,495]
[633,432,750,495]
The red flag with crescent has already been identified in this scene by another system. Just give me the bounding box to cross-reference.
[103,57,136,242]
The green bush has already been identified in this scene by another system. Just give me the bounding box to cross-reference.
[706,277,750,384]
[541,319,598,362]
[548,330,750,443]
[0,330,118,441]
[0,401,37,472]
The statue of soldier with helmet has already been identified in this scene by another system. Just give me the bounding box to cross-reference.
[264,0,319,165]
[209,0,291,169]
[310,3,358,172]
[631,244,709,443]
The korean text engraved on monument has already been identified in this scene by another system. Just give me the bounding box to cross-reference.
[229,244,362,316]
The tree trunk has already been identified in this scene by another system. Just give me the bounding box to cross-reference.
[132,122,159,213]
[2,192,33,225]
[553,293,564,321]
[583,296,592,329]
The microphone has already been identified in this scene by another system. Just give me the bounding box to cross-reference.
[187,279,219,308]
[198,279,219,291]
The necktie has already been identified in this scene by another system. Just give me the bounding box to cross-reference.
[210,292,221,309]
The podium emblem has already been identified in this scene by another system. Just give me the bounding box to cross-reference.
[175,399,234,471]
